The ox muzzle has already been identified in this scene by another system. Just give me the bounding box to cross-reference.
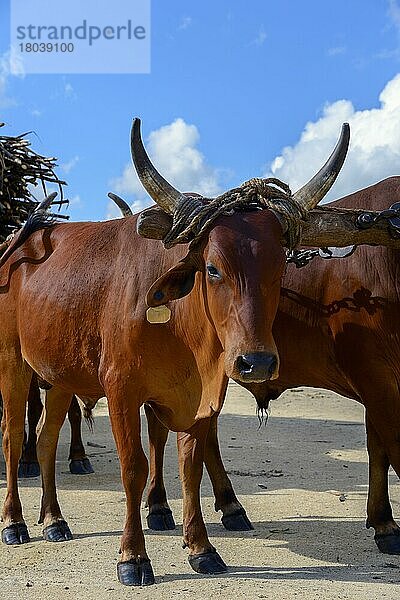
[234,351,278,383]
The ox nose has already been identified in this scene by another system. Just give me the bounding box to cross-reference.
[235,352,278,382]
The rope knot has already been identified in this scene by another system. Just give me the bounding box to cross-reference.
[240,177,292,202]
[161,177,308,249]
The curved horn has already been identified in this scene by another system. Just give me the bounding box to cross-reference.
[293,123,350,211]
[130,118,185,215]
[108,192,133,217]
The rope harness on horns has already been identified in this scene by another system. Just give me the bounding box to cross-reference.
[162,177,309,250]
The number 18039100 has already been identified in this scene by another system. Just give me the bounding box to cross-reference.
[19,43,74,53]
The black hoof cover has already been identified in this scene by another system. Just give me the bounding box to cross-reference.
[221,510,254,531]
[69,458,95,475]
[188,549,227,574]
[18,461,41,478]
[43,520,73,542]
[375,530,400,554]
[117,558,155,586]
[147,507,176,531]
[1,522,30,545]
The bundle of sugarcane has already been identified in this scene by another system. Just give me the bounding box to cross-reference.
[0,122,67,242]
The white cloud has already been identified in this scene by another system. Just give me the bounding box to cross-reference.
[327,46,346,57]
[0,69,9,108]
[375,47,400,59]
[109,118,222,217]
[61,155,79,174]
[68,195,82,207]
[64,82,77,100]
[266,73,400,203]
[0,49,24,109]
[251,25,267,47]
[388,0,400,30]
[374,2,400,61]
[178,16,192,30]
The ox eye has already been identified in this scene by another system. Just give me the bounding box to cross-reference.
[206,264,222,281]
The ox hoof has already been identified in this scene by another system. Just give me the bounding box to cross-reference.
[69,458,95,475]
[117,558,155,586]
[221,509,254,531]
[188,549,227,574]
[147,507,175,531]
[2,522,30,545]
[375,531,400,554]
[43,520,73,542]
[18,461,41,479]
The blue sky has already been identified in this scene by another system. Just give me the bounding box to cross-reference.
[1,0,400,220]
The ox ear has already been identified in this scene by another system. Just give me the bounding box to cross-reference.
[146,253,202,308]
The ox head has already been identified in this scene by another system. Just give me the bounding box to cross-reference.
[131,118,349,383]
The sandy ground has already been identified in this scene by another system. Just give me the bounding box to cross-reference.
[1,382,400,600]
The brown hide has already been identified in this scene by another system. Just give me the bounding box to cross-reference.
[242,176,400,538]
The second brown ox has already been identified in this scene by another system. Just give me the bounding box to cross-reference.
[147,176,400,557]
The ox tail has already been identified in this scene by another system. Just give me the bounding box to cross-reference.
[0,192,59,270]
[257,406,270,429]
[83,406,94,432]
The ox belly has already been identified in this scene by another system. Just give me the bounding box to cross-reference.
[18,317,104,399]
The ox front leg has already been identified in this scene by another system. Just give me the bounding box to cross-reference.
[366,414,400,554]
[1,368,33,544]
[178,418,227,575]
[68,395,94,475]
[205,413,253,531]
[144,404,175,531]
[36,387,73,542]
[107,394,154,586]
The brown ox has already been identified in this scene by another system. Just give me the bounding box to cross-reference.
[147,176,400,556]
[0,119,349,586]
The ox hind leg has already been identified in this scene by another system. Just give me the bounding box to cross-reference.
[36,387,73,542]
[68,395,94,475]
[204,412,253,531]
[178,417,227,575]
[18,389,95,478]
[1,364,33,544]
[339,346,400,554]
[144,404,175,531]
[365,411,400,554]
[352,368,400,554]
[105,385,154,586]
[18,375,42,478]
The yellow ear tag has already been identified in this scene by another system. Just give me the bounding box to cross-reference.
[146,305,171,324]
